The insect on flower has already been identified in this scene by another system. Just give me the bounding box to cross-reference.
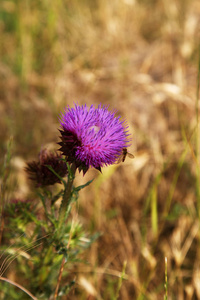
[117,148,134,163]
[59,104,131,174]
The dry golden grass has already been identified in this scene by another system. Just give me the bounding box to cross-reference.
[1,0,200,299]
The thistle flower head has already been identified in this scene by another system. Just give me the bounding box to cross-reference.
[59,104,131,174]
[25,149,68,187]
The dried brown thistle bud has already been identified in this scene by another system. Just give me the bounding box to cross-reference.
[25,149,68,187]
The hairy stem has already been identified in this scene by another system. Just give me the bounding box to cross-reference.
[53,257,65,300]
[54,164,76,299]
[58,163,76,230]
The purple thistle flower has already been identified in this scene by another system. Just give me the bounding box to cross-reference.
[58,104,131,174]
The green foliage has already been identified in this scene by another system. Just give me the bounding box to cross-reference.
[0,151,95,299]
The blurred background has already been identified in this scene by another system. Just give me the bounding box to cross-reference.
[1,0,200,299]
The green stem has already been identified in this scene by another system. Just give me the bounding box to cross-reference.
[58,163,76,230]
[151,184,158,237]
